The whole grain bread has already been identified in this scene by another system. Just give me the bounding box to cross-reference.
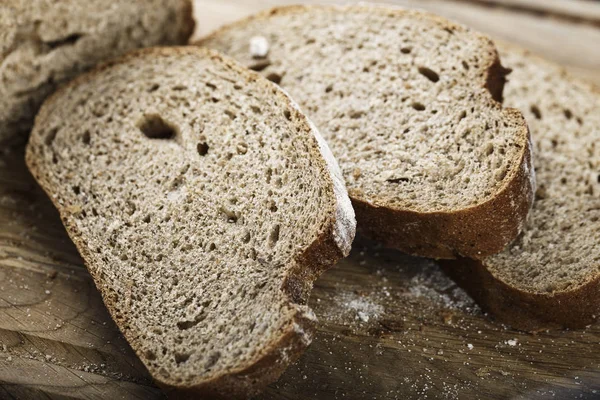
[0,0,194,145]
[443,43,600,331]
[196,4,535,260]
[25,47,355,398]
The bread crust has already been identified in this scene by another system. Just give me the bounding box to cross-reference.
[25,47,355,399]
[440,42,600,331]
[195,4,535,260]
[442,257,600,331]
[354,108,533,260]
[0,0,195,145]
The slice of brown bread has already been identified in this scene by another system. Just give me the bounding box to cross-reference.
[196,4,535,260]
[443,43,600,331]
[0,0,194,145]
[25,47,355,398]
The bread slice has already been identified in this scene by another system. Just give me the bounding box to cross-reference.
[443,43,600,331]
[196,4,535,260]
[0,0,194,145]
[25,47,355,398]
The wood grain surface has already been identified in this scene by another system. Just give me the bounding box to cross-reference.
[2,0,600,399]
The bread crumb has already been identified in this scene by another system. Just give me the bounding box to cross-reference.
[506,339,518,346]
[249,36,269,58]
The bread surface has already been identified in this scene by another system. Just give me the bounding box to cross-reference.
[25,46,355,398]
[0,0,194,144]
[196,4,535,259]
[443,42,600,330]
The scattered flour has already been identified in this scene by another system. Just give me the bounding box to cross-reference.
[347,297,384,323]
[406,261,477,311]
[321,291,385,325]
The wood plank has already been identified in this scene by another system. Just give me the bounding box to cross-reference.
[192,0,600,85]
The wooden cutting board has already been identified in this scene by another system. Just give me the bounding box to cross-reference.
[1,1,600,399]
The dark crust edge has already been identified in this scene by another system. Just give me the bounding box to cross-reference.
[441,257,600,331]
[195,4,535,260]
[439,41,600,332]
[354,114,533,259]
[177,0,196,44]
[25,46,354,399]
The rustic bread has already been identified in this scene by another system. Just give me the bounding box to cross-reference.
[443,43,600,331]
[196,4,535,260]
[0,0,194,145]
[25,47,355,398]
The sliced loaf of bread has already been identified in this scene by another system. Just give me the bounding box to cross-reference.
[0,0,194,144]
[443,43,600,331]
[25,47,355,398]
[196,4,535,260]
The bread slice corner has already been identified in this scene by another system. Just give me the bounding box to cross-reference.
[196,4,535,260]
[443,42,600,331]
[25,46,355,398]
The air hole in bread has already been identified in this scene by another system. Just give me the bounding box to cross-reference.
[237,143,248,154]
[148,83,160,92]
[349,110,365,119]
[145,350,157,361]
[269,224,280,247]
[387,177,410,184]
[250,105,261,114]
[283,110,291,121]
[205,351,221,370]
[564,109,573,120]
[72,186,80,195]
[137,114,178,140]
[530,105,542,120]
[224,109,237,120]
[172,85,187,91]
[177,317,203,330]
[143,215,151,223]
[411,102,425,111]
[45,33,83,50]
[174,352,192,364]
[462,60,469,70]
[197,142,209,156]
[418,66,440,83]
[325,84,333,93]
[265,168,272,184]
[45,128,58,146]
[266,72,282,84]
[81,131,91,145]
[242,231,251,243]
[268,200,278,212]
[495,166,508,181]
[400,47,411,54]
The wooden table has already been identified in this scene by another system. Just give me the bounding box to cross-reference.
[2,1,600,398]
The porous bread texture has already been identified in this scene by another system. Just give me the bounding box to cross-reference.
[0,0,194,144]
[196,4,534,260]
[25,47,355,398]
[443,43,600,330]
